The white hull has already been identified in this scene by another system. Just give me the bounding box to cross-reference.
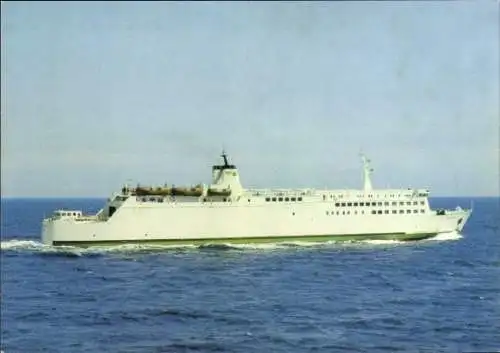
[42,197,471,245]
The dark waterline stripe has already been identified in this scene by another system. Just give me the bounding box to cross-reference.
[52,232,437,247]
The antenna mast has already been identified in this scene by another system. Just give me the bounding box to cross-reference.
[360,153,374,192]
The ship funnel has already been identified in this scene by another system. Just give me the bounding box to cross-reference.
[210,151,243,195]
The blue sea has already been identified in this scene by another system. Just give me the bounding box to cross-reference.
[1,197,499,353]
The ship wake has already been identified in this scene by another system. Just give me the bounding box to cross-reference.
[0,239,199,257]
[1,231,463,255]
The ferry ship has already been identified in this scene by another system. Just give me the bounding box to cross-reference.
[42,152,471,246]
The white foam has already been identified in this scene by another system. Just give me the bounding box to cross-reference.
[1,239,88,256]
[89,243,198,253]
[424,231,463,242]
[218,241,342,250]
[214,239,406,250]
[0,231,463,255]
[0,239,202,255]
[0,239,45,250]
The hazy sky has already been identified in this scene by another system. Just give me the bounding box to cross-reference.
[1,1,499,197]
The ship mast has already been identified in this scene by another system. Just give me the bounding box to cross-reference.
[221,149,229,167]
[360,153,373,192]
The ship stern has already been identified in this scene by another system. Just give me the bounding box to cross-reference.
[41,218,55,246]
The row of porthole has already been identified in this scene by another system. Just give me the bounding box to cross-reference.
[327,210,365,216]
[138,197,240,203]
[326,209,426,216]
[333,194,422,199]
[334,201,425,207]
[265,197,303,202]
[274,192,307,197]
[137,197,165,203]
[60,212,79,216]
[371,209,426,215]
